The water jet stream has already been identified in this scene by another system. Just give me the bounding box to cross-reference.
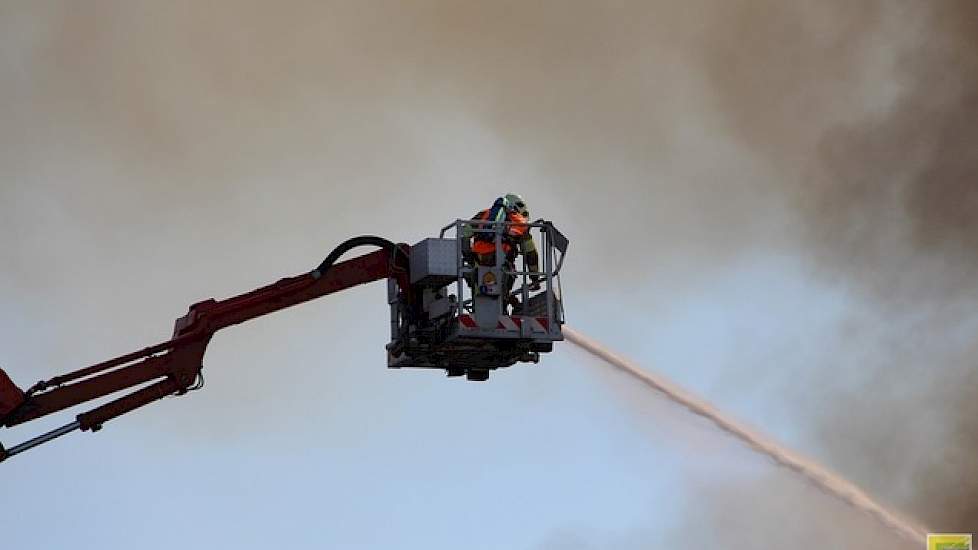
[563,326,929,543]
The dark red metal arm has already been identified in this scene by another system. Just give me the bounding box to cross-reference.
[172,246,403,337]
[0,244,409,460]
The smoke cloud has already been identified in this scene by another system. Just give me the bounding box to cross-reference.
[690,0,978,533]
[1,0,976,545]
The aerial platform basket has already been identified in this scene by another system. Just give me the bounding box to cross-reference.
[387,218,569,381]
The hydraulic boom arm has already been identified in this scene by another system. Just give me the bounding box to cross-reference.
[0,236,410,462]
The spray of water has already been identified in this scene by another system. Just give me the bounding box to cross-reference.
[563,326,930,544]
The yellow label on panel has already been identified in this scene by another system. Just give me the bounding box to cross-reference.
[928,534,972,550]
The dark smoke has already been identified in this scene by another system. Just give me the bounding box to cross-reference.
[817,3,978,264]
[2,0,976,544]
[697,0,978,532]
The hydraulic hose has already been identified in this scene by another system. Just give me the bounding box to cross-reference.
[311,235,407,279]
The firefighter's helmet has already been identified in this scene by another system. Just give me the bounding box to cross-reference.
[504,193,529,218]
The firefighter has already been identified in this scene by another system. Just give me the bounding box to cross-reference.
[463,194,541,310]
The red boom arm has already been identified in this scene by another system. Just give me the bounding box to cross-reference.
[0,241,409,462]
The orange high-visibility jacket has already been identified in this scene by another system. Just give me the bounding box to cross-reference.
[464,199,541,278]
[469,208,532,255]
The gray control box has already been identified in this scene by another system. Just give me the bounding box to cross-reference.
[410,238,458,287]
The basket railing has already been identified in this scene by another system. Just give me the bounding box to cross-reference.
[440,218,566,333]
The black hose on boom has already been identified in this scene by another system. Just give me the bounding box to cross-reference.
[311,235,407,279]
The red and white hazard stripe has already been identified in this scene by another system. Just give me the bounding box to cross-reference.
[458,314,552,333]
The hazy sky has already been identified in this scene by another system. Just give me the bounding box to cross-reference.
[2,2,975,549]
